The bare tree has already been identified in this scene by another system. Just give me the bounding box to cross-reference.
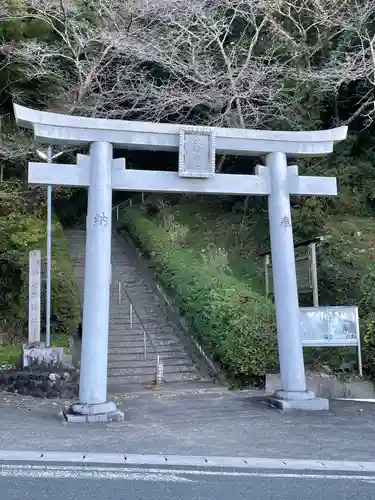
[2,0,375,129]
[0,110,34,161]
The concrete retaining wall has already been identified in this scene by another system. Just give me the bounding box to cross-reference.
[266,373,375,400]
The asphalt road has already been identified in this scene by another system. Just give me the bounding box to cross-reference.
[1,462,375,500]
[1,391,375,460]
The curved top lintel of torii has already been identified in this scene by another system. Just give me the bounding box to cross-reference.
[13,103,348,158]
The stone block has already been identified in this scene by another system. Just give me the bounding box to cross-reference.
[0,366,79,400]
[267,396,329,411]
[62,354,73,366]
[64,410,124,423]
[47,390,59,399]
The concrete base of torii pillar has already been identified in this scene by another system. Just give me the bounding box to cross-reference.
[63,141,124,423]
[267,393,329,411]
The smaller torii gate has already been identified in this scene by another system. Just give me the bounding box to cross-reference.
[14,104,347,421]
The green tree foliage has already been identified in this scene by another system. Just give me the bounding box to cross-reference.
[0,183,80,341]
[0,2,56,113]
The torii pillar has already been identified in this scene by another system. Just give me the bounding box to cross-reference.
[13,103,347,418]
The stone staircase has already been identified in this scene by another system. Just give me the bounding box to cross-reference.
[64,229,210,390]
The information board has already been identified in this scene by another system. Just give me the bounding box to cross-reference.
[300,306,359,347]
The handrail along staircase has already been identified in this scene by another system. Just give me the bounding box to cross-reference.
[112,193,163,385]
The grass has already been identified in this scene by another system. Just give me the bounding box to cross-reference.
[0,332,70,367]
[0,344,21,366]
[153,197,267,294]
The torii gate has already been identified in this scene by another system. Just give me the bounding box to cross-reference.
[14,103,347,421]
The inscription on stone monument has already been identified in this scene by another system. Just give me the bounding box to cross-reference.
[28,250,41,343]
[22,346,64,368]
[179,127,216,178]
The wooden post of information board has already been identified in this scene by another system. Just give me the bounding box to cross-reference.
[263,237,321,305]
[308,242,319,307]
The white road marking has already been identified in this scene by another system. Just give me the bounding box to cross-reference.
[0,464,193,483]
[0,464,374,483]
[0,450,375,473]
[335,398,375,403]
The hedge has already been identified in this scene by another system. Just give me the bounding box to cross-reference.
[119,208,278,383]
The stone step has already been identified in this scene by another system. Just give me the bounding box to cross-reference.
[108,372,205,385]
[108,358,194,370]
[108,308,140,316]
[109,316,161,324]
[108,334,146,341]
[109,327,145,334]
[108,315,154,322]
[109,332,148,339]
[108,360,158,370]
[116,281,150,287]
[68,242,129,248]
[108,364,197,377]
[71,261,133,267]
[108,336,148,343]
[108,338,186,349]
[108,354,192,365]
[71,265,133,271]
[108,332,165,340]
[109,325,167,334]
[109,318,145,334]
[108,338,180,347]
[109,330,175,339]
[109,320,164,330]
[108,309,136,315]
[108,345,186,355]
[139,325,179,333]
[109,322,144,329]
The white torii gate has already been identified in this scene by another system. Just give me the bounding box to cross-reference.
[14,103,347,421]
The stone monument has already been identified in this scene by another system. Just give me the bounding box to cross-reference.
[23,249,64,368]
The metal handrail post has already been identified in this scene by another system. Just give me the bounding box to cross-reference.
[144,330,147,360]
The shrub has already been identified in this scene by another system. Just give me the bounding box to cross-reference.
[157,201,189,246]
[317,222,375,376]
[0,204,80,340]
[201,244,229,273]
[120,208,278,384]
